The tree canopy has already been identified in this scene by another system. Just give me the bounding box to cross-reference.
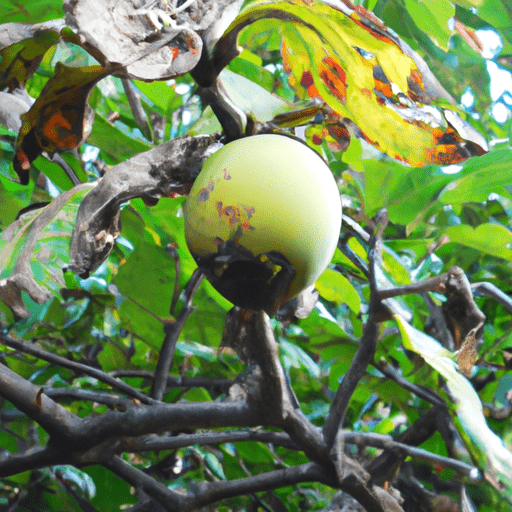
[1,0,512,511]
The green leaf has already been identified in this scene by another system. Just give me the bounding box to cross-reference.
[53,465,96,499]
[443,224,512,261]
[279,338,320,378]
[0,0,64,24]
[403,0,454,50]
[315,268,360,313]
[439,149,512,205]
[88,114,151,165]
[0,28,61,90]
[363,159,453,223]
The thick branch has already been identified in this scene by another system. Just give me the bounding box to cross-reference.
[70,400,259,452]
[0,445,64,478]
[0,362,80,440]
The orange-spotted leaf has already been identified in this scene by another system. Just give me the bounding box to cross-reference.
[215,0,487,167]
[14,63,110,185]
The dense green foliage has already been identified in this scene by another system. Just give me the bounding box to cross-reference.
[1,0,512,511]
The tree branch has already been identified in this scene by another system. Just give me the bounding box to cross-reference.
[0,362,80,441]
[104,456,185,512]
[472,281,512,313]
[0,445,64,478]
[120,429,299,453]
[371,361,445,407]
[323,210,388,449]
[152,268,204,401]
[0,333,156,405]
[182,462,336,511]
[109,371,233,392]
[67,134,217,277]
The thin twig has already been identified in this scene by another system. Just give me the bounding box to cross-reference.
[168,243,181,317]
[43,388,133,409]
[472,281,512,313]
[340,431,482,481]
[104,456,185,511]
[120,429,299,453]
[109,370,233,391]
[172,0,196,14]
[322,210,388,449]
[337,238,369,278]
[0,334,156,405]
[122,78,152,141]
[377,272,449,300]
[371,361,445,407]
[151,268,204,400]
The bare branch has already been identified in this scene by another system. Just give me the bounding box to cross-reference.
[122,78,152,141]
[0,362,80,441]
[152,268,204,400]
[472,281,512,313]
[109,370,233,391]
[43,388,134,409]
[377,272,449,300]
[104,456,185,512]
[323,210,388,449]
[0,333,156,405]
[182,462,336,511]
[344,431,481,481]
[0,445,64,478]
[372,361,445,407]
[121,429,299,453]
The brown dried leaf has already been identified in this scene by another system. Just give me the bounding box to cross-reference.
[457,326,480,378]
[63,0,202,81]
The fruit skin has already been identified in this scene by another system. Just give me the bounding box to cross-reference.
[183,134,342,314]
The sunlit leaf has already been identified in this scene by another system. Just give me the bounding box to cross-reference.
[217,0,487,167]
[315,268,360,313]
[443,224,512,261]
[439,148,512,205]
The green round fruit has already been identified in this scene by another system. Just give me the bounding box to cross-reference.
[183,134,341,314]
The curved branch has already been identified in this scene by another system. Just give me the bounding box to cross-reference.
[104,456,185,512]
[152,268,204,401]
[0,362,80,441]
[0,445,64,478]
[0,333,156,405]
[323,210,388,449]
[68,134,217,277]
[183,462,336,510]
[120,429,299,453]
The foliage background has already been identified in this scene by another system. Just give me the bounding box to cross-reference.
[1,0,512,511]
